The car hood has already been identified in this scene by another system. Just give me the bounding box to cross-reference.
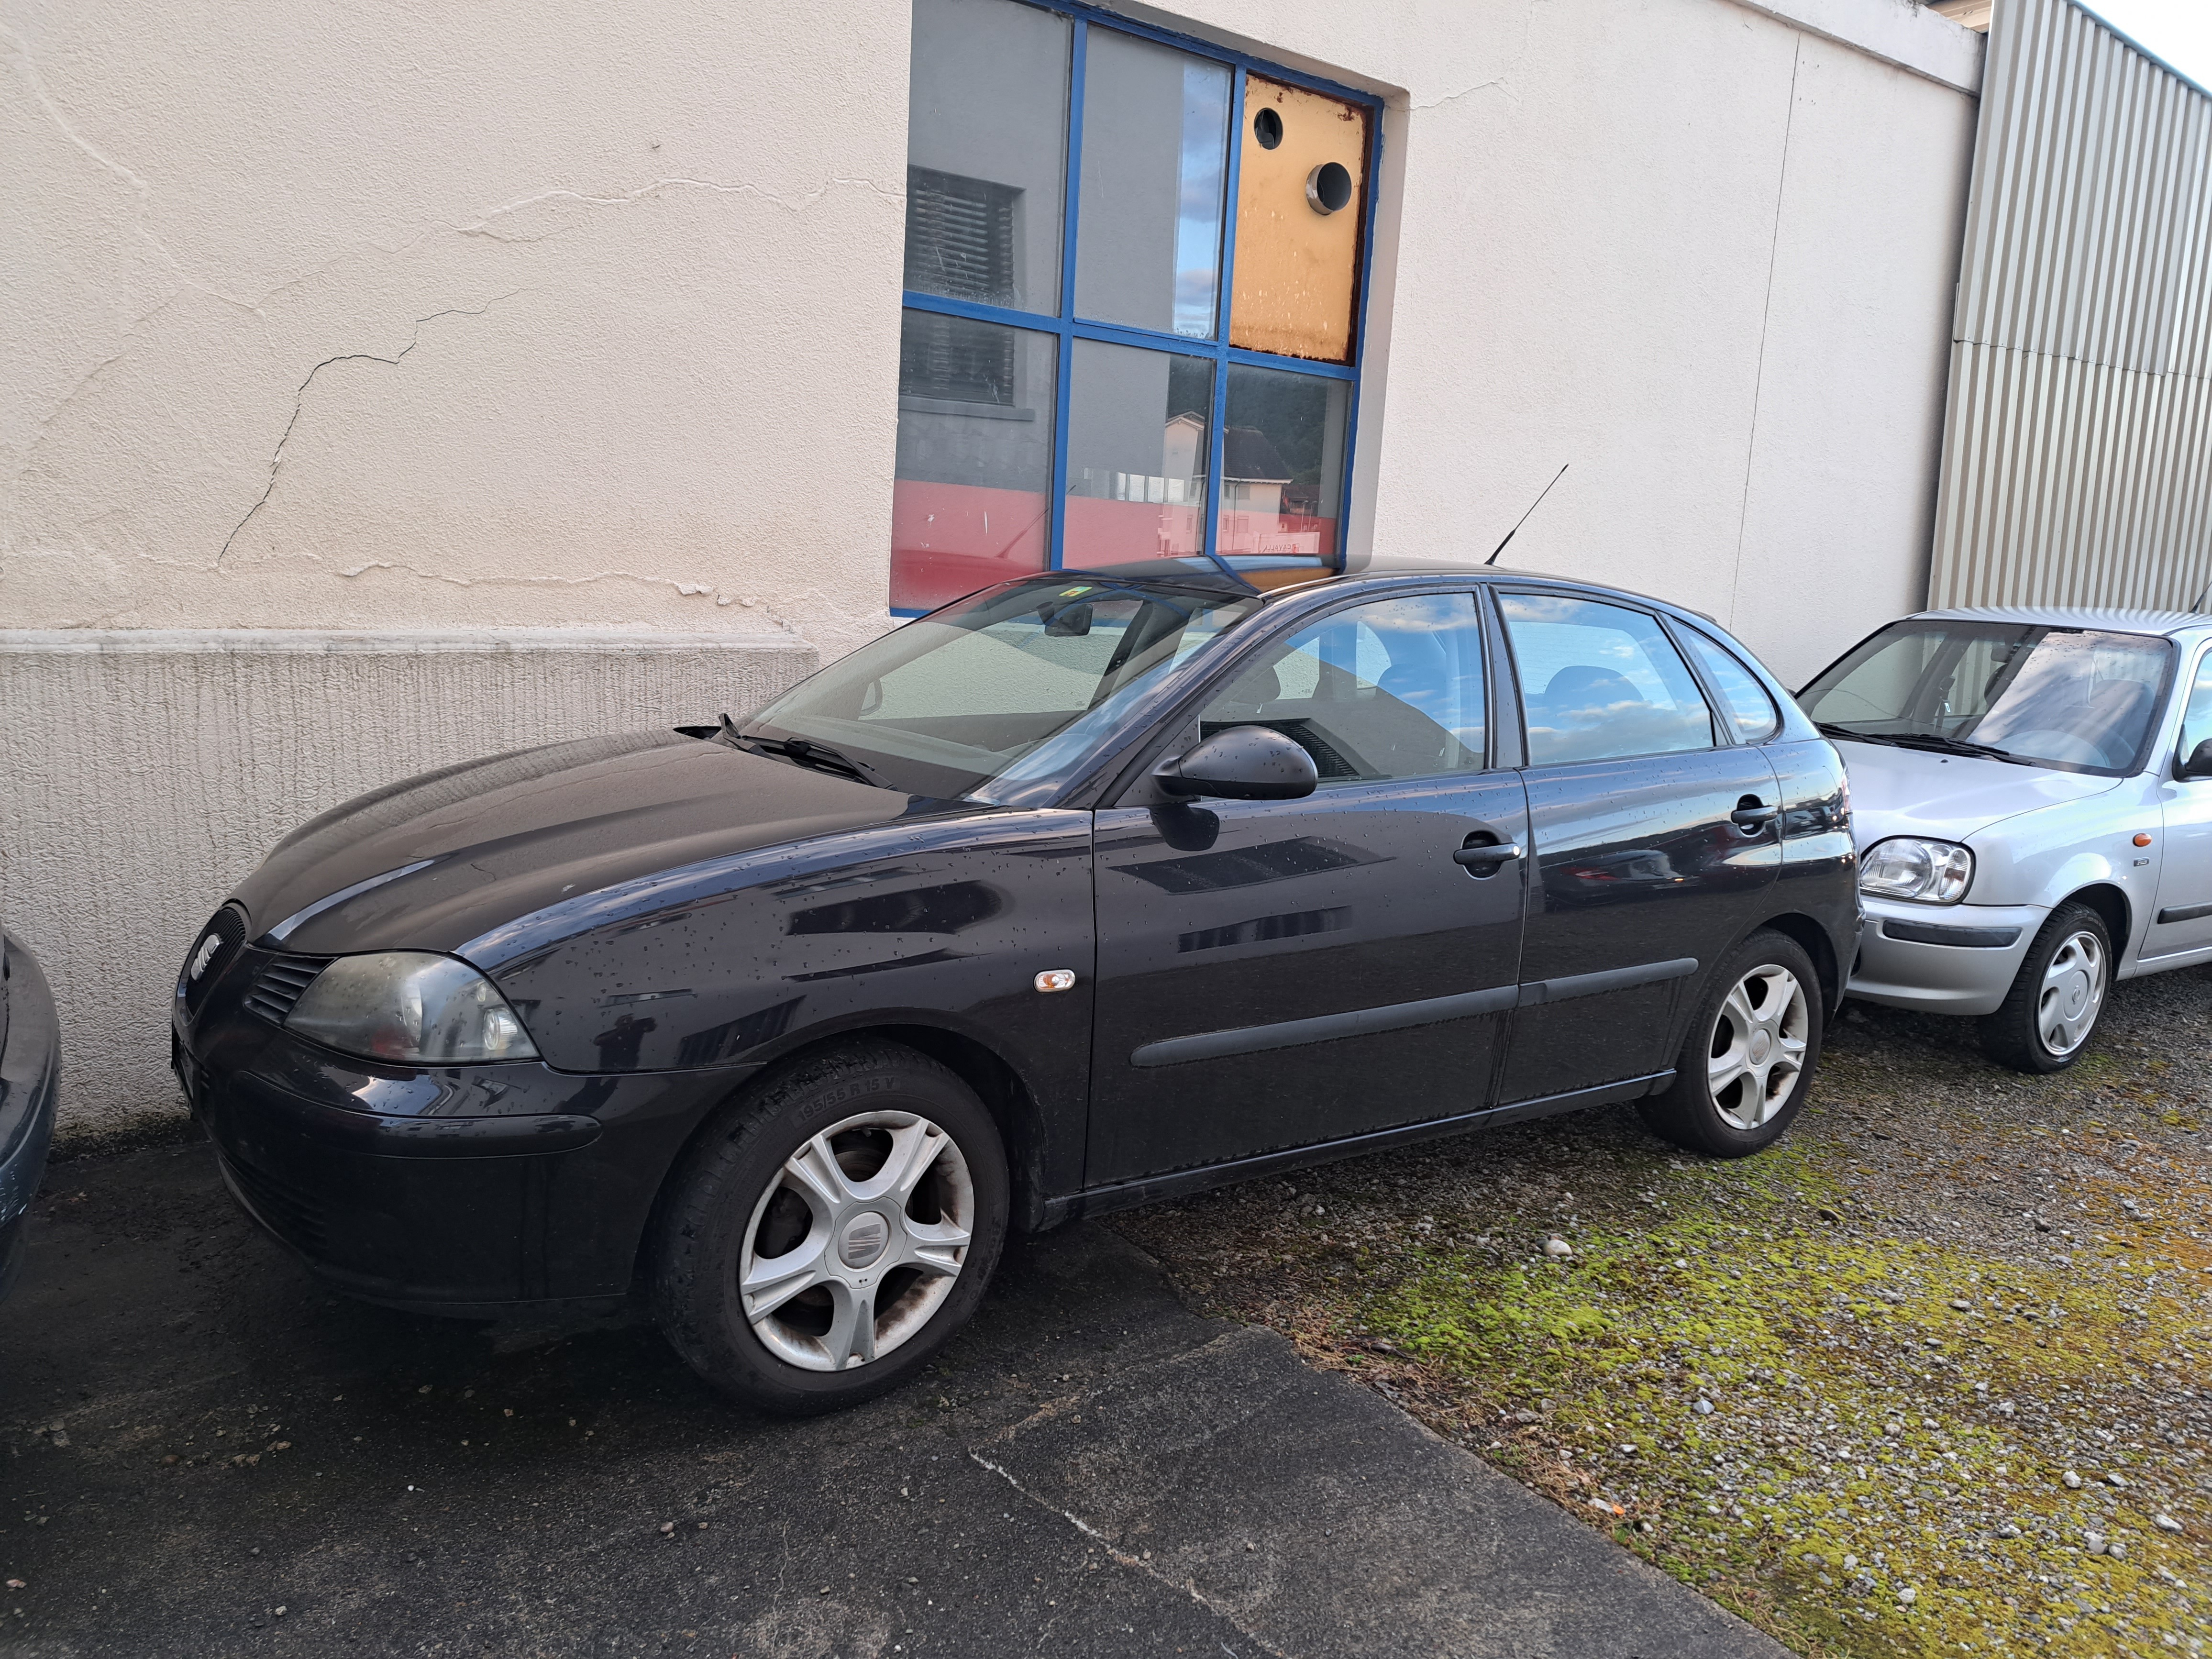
[1836,739,2122,848]
[230,730,947,958]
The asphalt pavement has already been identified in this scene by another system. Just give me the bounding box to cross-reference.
[0,1137,1787,1658]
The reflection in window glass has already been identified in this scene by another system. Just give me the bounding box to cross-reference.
[892,312,1058,612]
[2180,652,2212,764]
[904,0,1069,314]
[1200,593,1486,783]
[749,576,1259,801]
[1217,364,1346,569]
[1063,338,1212,565]
[1499,593,1714,765]
[1798,621,2168,774]
[1682,626,1780,743]
[1075,31,1230,338]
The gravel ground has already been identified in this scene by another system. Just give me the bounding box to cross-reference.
[1113,969,2212,1658]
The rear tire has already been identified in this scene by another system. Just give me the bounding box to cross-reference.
[650,1040,1008,1416]
[1637,929,1823,1158]
[1978,901,2110,1074]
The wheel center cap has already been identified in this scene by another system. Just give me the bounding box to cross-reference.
[1748,1029,1772,1065]
[839,1212,890,1270]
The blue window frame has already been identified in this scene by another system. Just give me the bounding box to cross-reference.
[893,0,1383,613]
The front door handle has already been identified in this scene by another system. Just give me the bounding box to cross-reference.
[1453,841,1524,869]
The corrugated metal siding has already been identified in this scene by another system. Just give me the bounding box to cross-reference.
[1929,0,2212,611]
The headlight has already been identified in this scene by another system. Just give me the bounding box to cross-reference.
[284,951,538,1063]
[1859,837,1973,905]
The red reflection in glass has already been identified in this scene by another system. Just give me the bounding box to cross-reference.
[1062,497,1205,567]
[890,482,1051,612]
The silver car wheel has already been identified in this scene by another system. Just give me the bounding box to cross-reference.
[737,1110,974,1372]
[1705,963,1810,1130]
[2036,929,2105,1058]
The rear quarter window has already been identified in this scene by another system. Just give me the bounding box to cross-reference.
[1681,626,1781,743]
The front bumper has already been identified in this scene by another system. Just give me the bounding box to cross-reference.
[178,1004,741,1313]
[0,933,61,1299]
[1846,898,2045,1016]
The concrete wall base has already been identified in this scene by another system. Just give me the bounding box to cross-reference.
[1,629,818,1142]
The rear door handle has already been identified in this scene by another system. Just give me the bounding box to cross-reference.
[1731,804,1780,830]
[1453,841,1524,868]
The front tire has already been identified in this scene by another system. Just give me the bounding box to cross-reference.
[650,1041,1008,1416]
[1978,901,2110,1073]
[1637,929,1823,1157]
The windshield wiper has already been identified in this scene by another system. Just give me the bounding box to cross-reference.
[1816,722,1905,747]
[1883,732,2034,765]
[722,716,889,787]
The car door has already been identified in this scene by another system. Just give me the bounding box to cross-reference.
[2147,643,2212,959]
[1493,589,1782,1105]
[1087,589,1529,1184]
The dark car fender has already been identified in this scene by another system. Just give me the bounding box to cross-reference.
[465,807,1098,1231]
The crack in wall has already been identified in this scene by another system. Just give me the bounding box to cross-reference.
[2,23,258,315]
[212,295,522,570]
[1725,33,1806,631]
[453,174,905,244]
[1409,0,1541,110]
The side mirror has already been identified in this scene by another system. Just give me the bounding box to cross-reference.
[1152,725,1318,801]
[2181,738,2212,780]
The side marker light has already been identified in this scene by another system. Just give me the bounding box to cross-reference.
[1034,969,1077,994]
[2134,832,2154,847]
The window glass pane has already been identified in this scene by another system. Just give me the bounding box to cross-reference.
[1499,593,1714,765]
[905,0,1069,314]
[2180,652,2212,763]
[892,311,1058,611]
[1063,338,1211,565]
[1682,626,1780,743]
[750,576,1260,802]
[1199,593,1486,783]
[1799,621,2168,774]
[1217,364,1346,570]
[1074,30,1230,338]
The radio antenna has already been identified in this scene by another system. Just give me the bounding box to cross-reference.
[1484,463,1570,566]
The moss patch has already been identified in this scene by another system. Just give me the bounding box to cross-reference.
[1116,981,2212,1657]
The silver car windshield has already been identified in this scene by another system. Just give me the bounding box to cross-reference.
[1799,620,2170,777]
[741,576,1262,802]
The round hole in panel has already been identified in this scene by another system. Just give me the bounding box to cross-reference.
[1305,161,1353,215]
[1252,106,1283,149]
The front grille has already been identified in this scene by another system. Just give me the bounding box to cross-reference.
[242,955,326,1026]
[179,904,248,1015]
[216,1151,329,1254]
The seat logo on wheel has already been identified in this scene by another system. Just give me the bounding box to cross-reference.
[839,1212,889,1269]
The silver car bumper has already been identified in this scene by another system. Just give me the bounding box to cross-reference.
[1846,900,2047,1017]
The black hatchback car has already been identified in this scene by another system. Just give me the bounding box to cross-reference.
[176,560,1855,1412]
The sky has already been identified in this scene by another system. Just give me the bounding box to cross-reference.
[2078,0,2212,91]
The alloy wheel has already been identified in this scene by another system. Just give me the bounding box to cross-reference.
[1706,963,1810,1130]
[737,1110,974,1371]
[2036,929,2105,1059]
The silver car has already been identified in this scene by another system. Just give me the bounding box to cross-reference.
[1798,606,2212,1073]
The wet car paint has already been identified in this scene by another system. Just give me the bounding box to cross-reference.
[176,567,1858,1313]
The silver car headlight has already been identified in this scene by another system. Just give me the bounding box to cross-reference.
[1859,837,1973,905]
[284,951,539,1063]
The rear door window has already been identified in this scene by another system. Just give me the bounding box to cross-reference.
[1681,625,1781,743]
[1498,593,1714,765]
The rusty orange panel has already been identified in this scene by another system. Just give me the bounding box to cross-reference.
[1230,77,1368,365]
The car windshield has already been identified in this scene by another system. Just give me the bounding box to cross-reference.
[1799,620,2170,776]
[741,576,1263,802]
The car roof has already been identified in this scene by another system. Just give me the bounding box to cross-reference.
[1075,557,1716,623]
[1913,603,2212,640]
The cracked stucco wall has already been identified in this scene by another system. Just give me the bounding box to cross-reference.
[2,1,907,658]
